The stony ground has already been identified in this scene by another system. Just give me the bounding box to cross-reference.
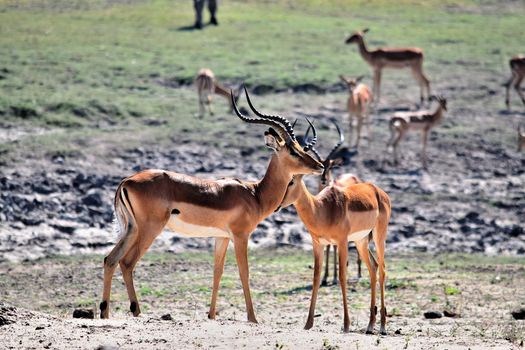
[1,251,524,349]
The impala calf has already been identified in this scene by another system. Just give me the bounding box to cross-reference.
[282,124,391,334]
[100,88,324,323]
[504,56,525,109]
[345,28,431,104]
[340,75,373,148]
[195,68,241,116]
[387,95,447,168]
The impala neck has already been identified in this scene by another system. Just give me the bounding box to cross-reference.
[356,37,372,64]
[214,82,232,101]
[293,179,319,231]
[255,155,293,218]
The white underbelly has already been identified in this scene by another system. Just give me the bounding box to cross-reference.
[348,229,371,242]
[319,229,371,246]
[166,215,231,239]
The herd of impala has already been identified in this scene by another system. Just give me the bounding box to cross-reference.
[99,28,525,336]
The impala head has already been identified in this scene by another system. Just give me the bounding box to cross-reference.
[345,28,369,44]
[339,75,364,93]
[232,87,324,176]
[430,95,447,111]
[279,120,346,208]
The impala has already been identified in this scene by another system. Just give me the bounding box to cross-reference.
[339,75,373,148]
[280,125,391,334]
[303,122,364,286]
[100,88,324,323]
[387,95,447,168]
[504,56,525,109]
[345,28,431,104]
[195,68,241,116]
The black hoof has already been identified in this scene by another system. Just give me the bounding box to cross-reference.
[366,330,374,335]
[210,17,218,25]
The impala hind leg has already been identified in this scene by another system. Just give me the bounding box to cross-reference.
[233,236,257,323]
[100,225,138,319]
[355,237,378,334]
[338,240,350,332]
[117,223,164,318]
[208,237,230,319]
[304,242,324,330]
[321,245,330,286]
[514,75,525,105]
[373,226,388,335]
[332,245,338,285]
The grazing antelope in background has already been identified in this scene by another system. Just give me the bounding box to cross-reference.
[387,95,447,168]
[345,28,431,104]
[195,68,241,116]
[280,124,391,334]
[339,75,373,148]
[518,126,525,152]
[504,56,525,109]
[100,88,324,323]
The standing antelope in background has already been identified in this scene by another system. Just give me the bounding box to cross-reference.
[280,124,391,334]
[195,68,241,116]
[387,95,447,168]
[345,28,431,104]
[504,56,525,109]
[340,75,373,148]
[100,88,324,323]
[518,126,525,152]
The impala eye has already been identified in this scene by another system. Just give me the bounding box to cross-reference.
[288,179,295,187]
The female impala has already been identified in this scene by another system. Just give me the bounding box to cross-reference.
[387,95,447,168]
[339,75,373,148]
[304,122,364,286]
[345,28,431,104]
[280,128,391,334]
[195,68,241,116]
[504,56,525,109]
[100,88,324,323]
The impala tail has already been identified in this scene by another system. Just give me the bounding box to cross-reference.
[112,181,136,240]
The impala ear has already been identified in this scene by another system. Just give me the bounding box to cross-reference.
[356,75,364,82]
[362,28,369,34]
[339,75,350,84]
[264,128,283,151]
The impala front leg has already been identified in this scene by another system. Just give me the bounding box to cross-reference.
[321,245,330,286]
[233,235,257,323]
[208,237,230,319]
[304,241,324,330]
[338,239,350,332]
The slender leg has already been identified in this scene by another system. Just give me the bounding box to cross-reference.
[355,238,378,334]
[233,235,257,323]
[304,242,324,330]
[373,69,381,104]
[208,237,230,319]
[321,245,330,286]
[207,95,214,116]
[422,130,429,169]
[338,240,350,332]
[514,75,525,105]
[332,245,338,285]
[392,131,404,166]
[373,227,388,335]
[356,251,362,280]
[118,223,165,318]
[348,113,354,148]
[505,74,515,109]
[120,243,141,317]
[100,224,138,319]
[355,116,363,149]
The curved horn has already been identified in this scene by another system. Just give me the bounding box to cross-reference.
[244,86,296,141]
[326,120,345,160]
[303,117,317,151]
[231,89,291,141]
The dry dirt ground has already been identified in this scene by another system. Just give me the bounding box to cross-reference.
[1,251,524,349]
